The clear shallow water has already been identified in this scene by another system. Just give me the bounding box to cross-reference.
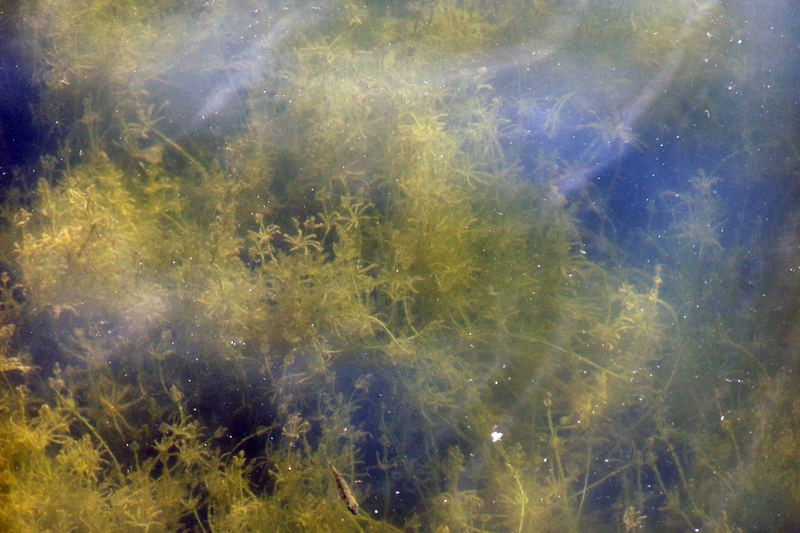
[0,1,798,531]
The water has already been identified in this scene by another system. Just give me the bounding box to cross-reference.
[0,1,798,531]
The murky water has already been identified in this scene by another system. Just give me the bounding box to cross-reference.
[1,1,798,531]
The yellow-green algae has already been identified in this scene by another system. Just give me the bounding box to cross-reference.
[0,0,798,531]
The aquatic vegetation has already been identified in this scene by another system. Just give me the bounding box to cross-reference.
[0,0,798,531]
[663,171,725,260]
[578,111,646,151]
[14,156,170,328]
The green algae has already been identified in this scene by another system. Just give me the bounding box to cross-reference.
[0,0,799,531]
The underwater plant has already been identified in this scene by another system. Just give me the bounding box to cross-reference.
[0,0,798,531]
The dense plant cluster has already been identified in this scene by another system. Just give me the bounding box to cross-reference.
[1,0,798,531]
